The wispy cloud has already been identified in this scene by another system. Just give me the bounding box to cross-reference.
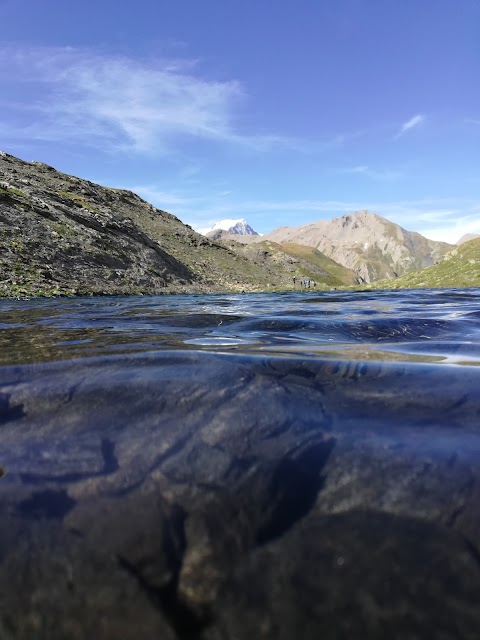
[394,114,425,139]
[0,46,359,156]
[0,45,387,158]
[126,185,197,208]
[0,47,247,153]
[338,165,403,181]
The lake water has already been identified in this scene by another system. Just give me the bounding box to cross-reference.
[1,288,480,639]
[1,287,480,366]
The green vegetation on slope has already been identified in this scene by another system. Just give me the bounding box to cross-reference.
[216,238,359,289]
[276,242,359,286]
[370,237,480,289]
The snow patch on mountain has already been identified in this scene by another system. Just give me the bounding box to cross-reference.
[199,218,260,236]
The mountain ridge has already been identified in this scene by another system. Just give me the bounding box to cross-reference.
[371,237,480,289]
[1,151,475,297]
[259,210,453,283]
[0,153,281,296]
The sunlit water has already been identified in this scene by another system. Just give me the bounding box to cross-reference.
[1,288,480,365]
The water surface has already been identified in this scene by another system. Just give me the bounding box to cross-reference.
[1,287,479,365]
[1,288,480,639]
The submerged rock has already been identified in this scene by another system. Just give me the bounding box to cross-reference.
[0,349,479,638]
[1,290,480,638]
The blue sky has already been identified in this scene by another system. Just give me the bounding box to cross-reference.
[1,0,479,241]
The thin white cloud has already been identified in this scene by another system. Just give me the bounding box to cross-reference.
[338,165,403,181]
[0,47,293,154]
[394,114,425,139]
[0,46,359,156]
[126,186,196,207]
[0,47,246,153]
[0,46,379,156]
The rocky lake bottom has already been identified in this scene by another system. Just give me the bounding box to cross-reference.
[1,288,480,639]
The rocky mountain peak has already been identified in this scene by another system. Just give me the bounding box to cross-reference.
[262,210,453,283]
[202,218,259,237]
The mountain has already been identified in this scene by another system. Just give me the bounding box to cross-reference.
[1,153,464,297]
[262,210,453,283]
[202,218,259,238]
[457,233,480,245]
[218,239,360,288]
[0,153,295,297]
[0,152,361,297]
[267,241,360,287]
[370,236,480,289]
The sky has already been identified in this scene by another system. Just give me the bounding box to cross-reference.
[0,0,479,242]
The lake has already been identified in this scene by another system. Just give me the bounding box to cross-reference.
[1,288,480,639]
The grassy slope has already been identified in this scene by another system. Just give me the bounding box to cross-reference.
[217,239,359,288]
[369,237,480,289]
[278,242,359,286]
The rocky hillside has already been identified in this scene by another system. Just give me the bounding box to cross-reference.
[262,210,453,283]
[371,236,480,289]
[2,153,460,297]
[218,239,360,287]
[259,241,360,287]
[0,152,301,297]
[206,229,260,244]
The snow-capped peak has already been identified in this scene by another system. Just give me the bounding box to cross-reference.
[200,218,260,236]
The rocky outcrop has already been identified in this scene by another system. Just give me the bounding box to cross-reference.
[0,152,369,296]
[0,153,296,297]
[262,210,454,283]
[221,239,361,287]
[205,229,261,244]
[1,348,480,638]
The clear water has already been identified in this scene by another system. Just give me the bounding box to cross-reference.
[1,288,480,637]
[1,288,480,366]
[1,286,479,485]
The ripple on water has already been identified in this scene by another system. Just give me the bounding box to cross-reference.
[0,288,480,365]
[1,289,480,637]
[183,336,257,346]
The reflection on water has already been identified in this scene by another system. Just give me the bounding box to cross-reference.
[0,288,479,365]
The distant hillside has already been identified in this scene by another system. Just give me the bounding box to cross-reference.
[2,153,466,297]
[274,242,360,286]
[0,153,291,297]
[206,229,261,244]
[217,239,360,287]
[457,233,480,245]
[371,237,480,289]
[263,210,453,283]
